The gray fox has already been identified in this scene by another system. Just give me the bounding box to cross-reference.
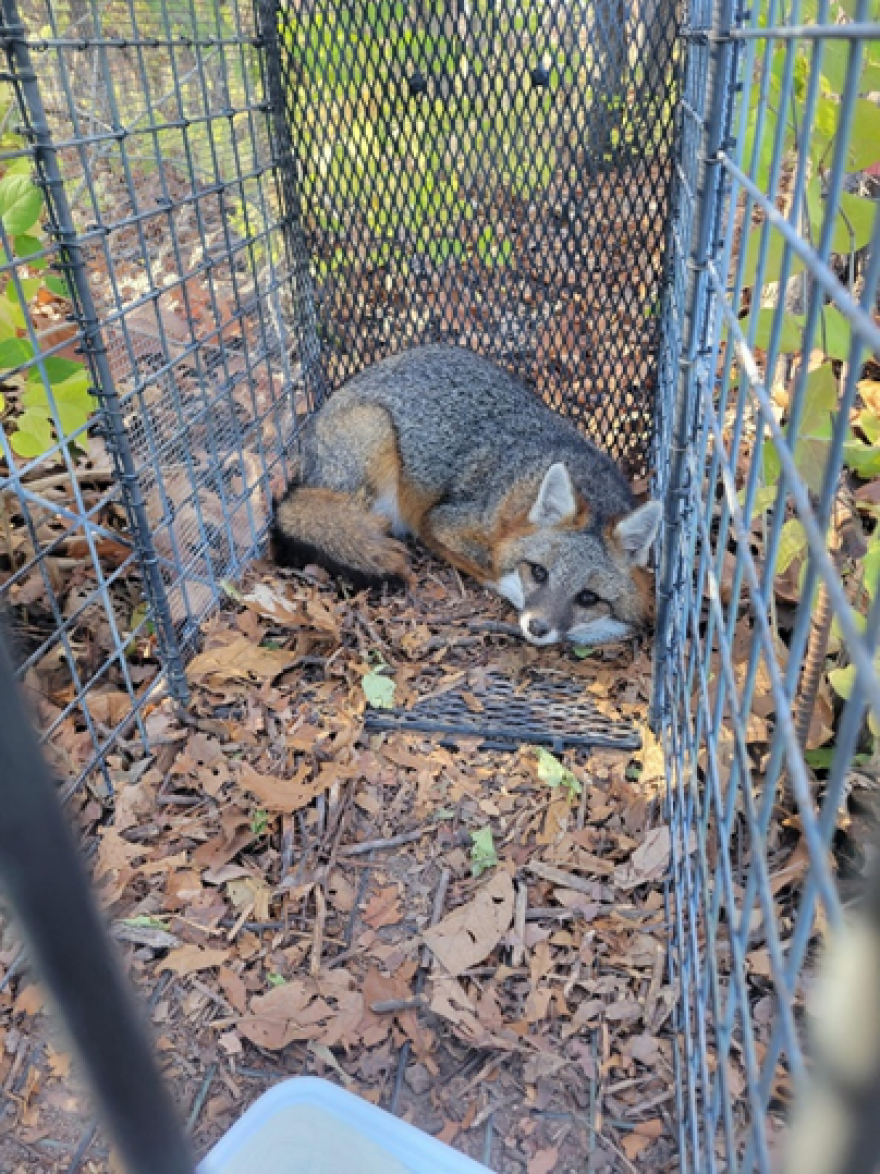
[272,345,661,646]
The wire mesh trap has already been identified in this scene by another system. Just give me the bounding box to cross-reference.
[364,670,642,752]
[0,0,879,1170]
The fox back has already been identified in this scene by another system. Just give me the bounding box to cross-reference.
[273,345,660,646]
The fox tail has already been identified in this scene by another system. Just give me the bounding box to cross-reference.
[271,486,409,590]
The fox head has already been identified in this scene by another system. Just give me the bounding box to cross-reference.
[494,463,661,647]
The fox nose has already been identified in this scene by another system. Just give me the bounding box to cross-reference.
[527,617,551,639]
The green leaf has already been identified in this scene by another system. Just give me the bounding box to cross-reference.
[750,307,804,354]
[20,383,50,412]
[0,174,43,236]
[859,411,880,445]
[837,0,880,20]
[804,747,835,770]
[54,396,91,436]
[9,276,41,304]
[820,41,850,96]
[864,541,880,601]
[829,663,856,699]
[0,335,33,366]
[814,307,851,362]
[10,412,53,457]
[843,440,880,479]
[775,518,807,574]
[267,972,286,987]
[27,356,84,385]
[362,668,395,709]
[743,104,784,191]
[469,827,498,877]
[535,747,582,797]
[846,99,880,170]
[44,275,71,299]
[740,227,805,289]
[738,484,779,515]
[790,363,836,493]
[835,192,876,255]
[0,392,5,413]
[806,179,876,257]
[13,233,46,270]
[120,915,169,929]
[763,438,781,488]
[572,645,593,659]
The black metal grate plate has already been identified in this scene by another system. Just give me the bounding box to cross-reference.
[364,672,641,752]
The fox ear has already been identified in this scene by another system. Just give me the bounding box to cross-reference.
[529,463,577,526]
[614,500,662,566]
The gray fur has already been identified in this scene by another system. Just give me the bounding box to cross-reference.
[281,345,657,645]
[298,345,637,527]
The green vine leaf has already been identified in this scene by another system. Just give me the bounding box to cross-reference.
[0,335,33,366]
[0,174,43,236]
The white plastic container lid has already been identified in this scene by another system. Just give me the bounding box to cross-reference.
[199,1075,492,1174]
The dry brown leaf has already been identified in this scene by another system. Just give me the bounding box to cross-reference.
[239,583,301,626]
[423,871,514,977]
[47,1048,72,1080]
[634,1119,665,1139]
[363,885,403,930]
[88,690,132,726]
[187,636,298,686]
[538,792,571,846]
[237,972,363,1051]
[217,967,249,1015]
[428,976,516,1050]
[158,945,230,976]
[528,1148,559,1174]
[614,826,671,891]
[621,1133,653,1161]
[14,984,44,1018]
[634,722,665,785]
[239,761,344,815]
[858,378,880,415]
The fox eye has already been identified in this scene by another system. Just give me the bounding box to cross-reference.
[576,588,598,608]
[529,563,548,584]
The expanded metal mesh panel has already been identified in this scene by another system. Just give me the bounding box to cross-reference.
[653,0,880,1168]
[272,0,680,479]
[365,670,642,751]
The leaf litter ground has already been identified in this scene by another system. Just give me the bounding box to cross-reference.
[0,551,685,1172]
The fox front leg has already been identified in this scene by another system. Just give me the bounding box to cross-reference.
[419,504,493,586]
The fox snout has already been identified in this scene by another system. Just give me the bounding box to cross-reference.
[519,613,562,646]
[517,608,643,648]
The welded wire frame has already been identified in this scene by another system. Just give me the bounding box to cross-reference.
[273,0,680,479]
[0,0,300,794]
[654,0,880,1167]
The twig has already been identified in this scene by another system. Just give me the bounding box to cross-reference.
[512,880,528,968]
[0,946,25,994]
[186,1063,217,1133]
[337,827,431,856]
[644,943,666,1031]
[526,860,597,896]
[20,468,113,493]
[64,1121,99,1174]
[466,620,520,637]
[310,886,327,976]
[369,996,427,1014]
[390,868,451,1115]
